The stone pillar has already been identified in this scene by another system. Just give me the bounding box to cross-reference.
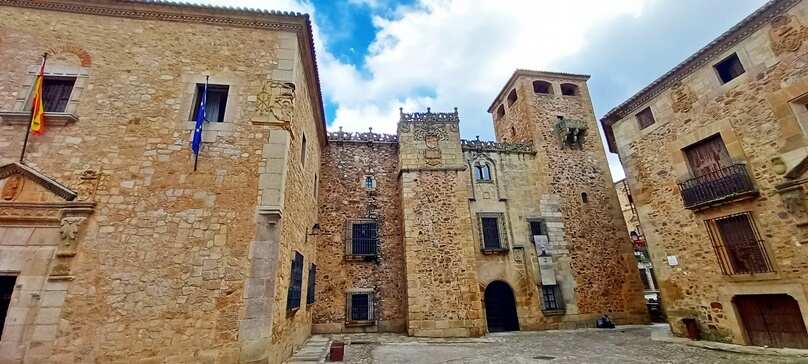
[397,108,485,337]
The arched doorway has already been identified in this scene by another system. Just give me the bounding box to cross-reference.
[484,281,520,332]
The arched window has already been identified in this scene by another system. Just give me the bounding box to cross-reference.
[364,175,375,189]
[533,80,552,94]
[496,104,505,119]
[506,89,518,106]
[474,163,492,181]
[560,83,579,96]
[581,192,589,203]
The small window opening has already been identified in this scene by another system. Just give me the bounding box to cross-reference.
[636,107,656,130]
[715,53,745,84]
[560,83,578,96]
[306,263,316,305]
[529,220,544,236]
[541,285,563,311]
[557,115,564,121]
[41,77,76,113]
[192,84,229,122]
[511,126,516,139]
[365,176,374,189]
[0,275,17,339]
[581,192,589,203]
[474,163,492,181]
[496,105,505,119]
[533,80,552,94]
[506,89,518,107]
[301,134,307,166]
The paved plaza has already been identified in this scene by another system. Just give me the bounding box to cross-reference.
[327,326,806,364]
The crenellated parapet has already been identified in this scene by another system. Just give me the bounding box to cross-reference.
[399,107,460,124]
[461,136,536,154]
[327,126,398,144]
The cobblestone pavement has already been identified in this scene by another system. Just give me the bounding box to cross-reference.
[340,326,805,364]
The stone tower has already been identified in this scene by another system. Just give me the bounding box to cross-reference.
[487,70,649,321]
[397,108,486,337]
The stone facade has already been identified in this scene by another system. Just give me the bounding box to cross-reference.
[0,1,325,363]
[602,0,808,347]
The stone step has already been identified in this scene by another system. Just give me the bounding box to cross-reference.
[284,335,332,364]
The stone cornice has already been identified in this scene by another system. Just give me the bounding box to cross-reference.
[487,69,591,113]
[0,0,329,145]
[601,0,799,124]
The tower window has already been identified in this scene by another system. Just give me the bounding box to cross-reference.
[533,80,552,94]
[581,192,589,203]
[496,105,505,119]
[507,89,518,107]
[560,83,578,96]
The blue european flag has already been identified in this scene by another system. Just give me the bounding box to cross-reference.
[191,82,208,156]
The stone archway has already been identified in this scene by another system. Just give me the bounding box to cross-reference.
[484,280,519,332]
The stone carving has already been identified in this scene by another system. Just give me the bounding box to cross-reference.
[554,118,587,149]
[73,169,101,201]
[399,107,460,124]
[413,123,449,141]
[327,126,398,144]
[2,174,24,201]
[670,82,697,113]
[256,81,295,123]
[461,137,536,154]
[60,217,86,246]
[0,207,59,220]
[770,16,808,55]
[781,186,806,218]
[424,134,442,166]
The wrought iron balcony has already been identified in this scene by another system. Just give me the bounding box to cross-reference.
[678,163,757,209]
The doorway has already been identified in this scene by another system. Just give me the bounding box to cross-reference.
[484,281,519,332]
[735,294,808,349]
[1,275,17,340]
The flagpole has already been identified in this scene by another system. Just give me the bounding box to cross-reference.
[20,53,47,165]
[193,75,209,172]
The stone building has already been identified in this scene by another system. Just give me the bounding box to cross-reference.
[311,70,649,337]
[601,0,808,349]
[0,0,325,363]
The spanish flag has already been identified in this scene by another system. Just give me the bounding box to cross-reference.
[30,56,46,136]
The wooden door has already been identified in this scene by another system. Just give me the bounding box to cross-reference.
[484,281,520,332]
[735,294,808,349]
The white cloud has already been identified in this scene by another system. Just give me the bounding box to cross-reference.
[322,0,646,137]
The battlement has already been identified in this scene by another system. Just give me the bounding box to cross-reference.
[461,137,536,154]
[327,126,398,144]
[399,107,460,123]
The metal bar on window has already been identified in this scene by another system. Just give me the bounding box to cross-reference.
[481,217,501,249]
[704,212,772,275]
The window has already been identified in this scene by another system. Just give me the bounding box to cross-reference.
[705,212,772,275]
[314,174,318,199]
[42,78,76,112]
[715,53,745,84]
[507,89,518,107]
[529,220,544,236]
[511,126,516,139]
[0,275,17,339]
[192,84,229,122]
[560,83,578,96]
[364,175,376,189]
[306,263,316,305]
[581,192,589,203]
[473,163,492,181]
[533,80,552,94]
[496,105,505,119]
[684,134,732,177]
[347,290,375,323]
[479,213,507,251]
[557,115,564,121]
[541,285,563,311]
[636,107,656,130]
[286,252,304,310]
[638,269,651,291]
[345,219,378,257]
[301,134,307,167]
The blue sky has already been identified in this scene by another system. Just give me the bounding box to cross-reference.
[201,0,769,180]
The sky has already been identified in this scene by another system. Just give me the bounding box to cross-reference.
[197,0,769,180]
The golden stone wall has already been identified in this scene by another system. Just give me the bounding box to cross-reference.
[603,0,808,344]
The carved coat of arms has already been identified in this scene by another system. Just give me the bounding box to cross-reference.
[770,16,808,55]
[1,174,24,201]
[424,134,442,166]
[670,82,696,114]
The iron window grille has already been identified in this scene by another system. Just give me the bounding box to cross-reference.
[478,213,508,252]
[345,219,378,258]
[306,263,316,305]
[287,251,304,310]
[346,290,375,324]
[705,212,773,275]
[541,285,564,312]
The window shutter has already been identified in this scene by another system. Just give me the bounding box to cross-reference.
[685,135,732,176]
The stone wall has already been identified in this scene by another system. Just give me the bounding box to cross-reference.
[312,140,406,333]
[0,3,322,363]
[602,0,808,344]
[489,71,649,325]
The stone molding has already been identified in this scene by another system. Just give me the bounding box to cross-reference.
[0,0,329,144]
[601,0,801,122]
[398,107,460,124]
[328,127,398,144]
[0,112,79,126]
[0,162,78,201]
[461,137,536,154]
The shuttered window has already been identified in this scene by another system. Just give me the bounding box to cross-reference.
[636,107,656,130]
[306,263,316,305]
[286,252,304,310]
[684,134,732,177]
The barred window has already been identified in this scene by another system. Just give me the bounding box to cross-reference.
[345,219,378,257]
[286,252,304,310]
[541,285,563,311]
[306,263,316,305]
[347,290,375,323]
[478,213,507,251]
[705,212,772,275]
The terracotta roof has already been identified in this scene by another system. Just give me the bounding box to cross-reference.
[487,69,591,113]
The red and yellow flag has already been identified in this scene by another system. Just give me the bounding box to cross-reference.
[30,58,46,136]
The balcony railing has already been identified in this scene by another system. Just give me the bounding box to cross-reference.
[677,163,756,209]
